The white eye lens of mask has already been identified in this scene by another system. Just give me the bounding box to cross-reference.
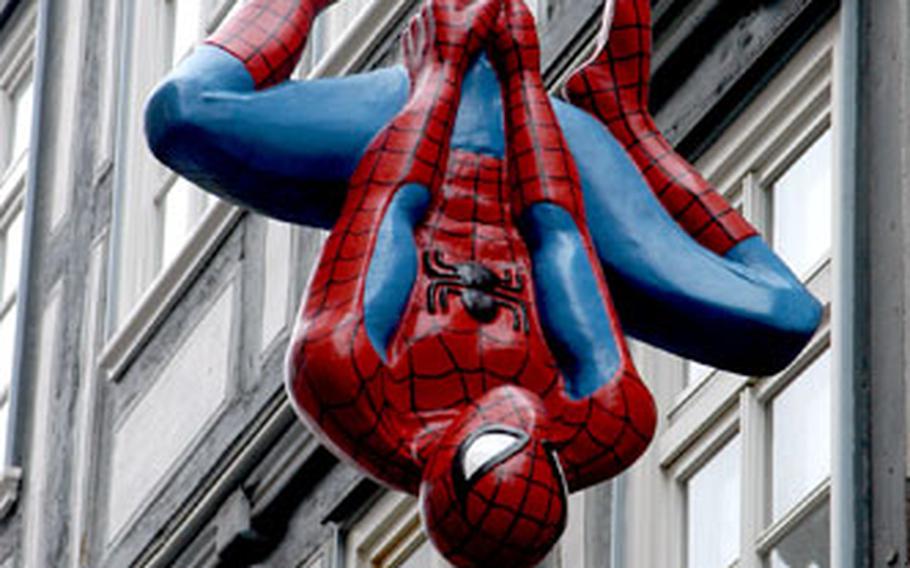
[462,432,523,481]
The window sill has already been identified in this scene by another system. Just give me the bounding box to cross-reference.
[99,200,243,382]
[660,370,746,470]
[754,479,829,555]
[0,467,21,520]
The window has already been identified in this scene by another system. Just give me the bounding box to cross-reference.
[0,8,36,466]
[0,208,22,461]
[158,0,211,272]
[108,0,222,331]
[0,7,37,473]
[770,352,831,520]
[768,503,830,567]
[1,75,32,202]
[636,16,838,568]
[771,130,833,279]
[685,435,741,568]
[168,0,202,66]
[762,350,831,567]
[106,0,408,377]
[156,172,211,269]
[7,79,32,169]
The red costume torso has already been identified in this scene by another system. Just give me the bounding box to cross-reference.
[288,148,655,495]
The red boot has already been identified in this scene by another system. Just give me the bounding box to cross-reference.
[564,0,757,255]
[206,0,337,88]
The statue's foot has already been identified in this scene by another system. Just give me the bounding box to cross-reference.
[562,0,652,123]
[402,0,502,80]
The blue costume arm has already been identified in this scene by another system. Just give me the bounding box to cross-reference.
[551,100,823,376]
[144,45,409,227]
[520,203,622,399]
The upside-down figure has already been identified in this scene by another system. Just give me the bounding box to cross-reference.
[146,0,822,565]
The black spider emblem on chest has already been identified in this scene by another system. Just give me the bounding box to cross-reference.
[423,250,530,333]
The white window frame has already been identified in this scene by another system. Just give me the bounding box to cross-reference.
[0,10,35,207]
[650,16,838,568]
[0,0,37,512]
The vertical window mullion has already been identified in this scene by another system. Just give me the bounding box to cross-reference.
[739,388,765,568]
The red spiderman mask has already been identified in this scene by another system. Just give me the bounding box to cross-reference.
[420,387,567,567]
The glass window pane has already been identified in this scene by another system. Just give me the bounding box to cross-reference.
[772,130,833,277]
[2,211,24,300]
[160,179,194,267]
[687,435,741,568]
[771,351,831,519]
[11,79,34,162]
[0,305,18,395]
[170,0,202,65]
[768,503,830,568]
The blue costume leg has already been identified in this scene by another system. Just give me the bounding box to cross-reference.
[147,46,820,377]
[554,100,823,375]
[145,45,409,227]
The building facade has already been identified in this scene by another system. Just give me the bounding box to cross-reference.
[0,0,905,566]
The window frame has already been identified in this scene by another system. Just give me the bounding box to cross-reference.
[0,3,38,504]
[682,428,744,568]
[0,20,35,208]
[654,16,838,568]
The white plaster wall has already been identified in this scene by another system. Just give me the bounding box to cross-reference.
[70,238,105,568]
[47,0,87,229]
[106,283,235,539]
[561,490,586,567]
[261,220,293,353]
[22,283,62,568]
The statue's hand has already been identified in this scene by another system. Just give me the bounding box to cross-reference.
[402,0,502,81]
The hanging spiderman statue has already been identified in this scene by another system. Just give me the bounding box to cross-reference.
[146,0,822,565]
